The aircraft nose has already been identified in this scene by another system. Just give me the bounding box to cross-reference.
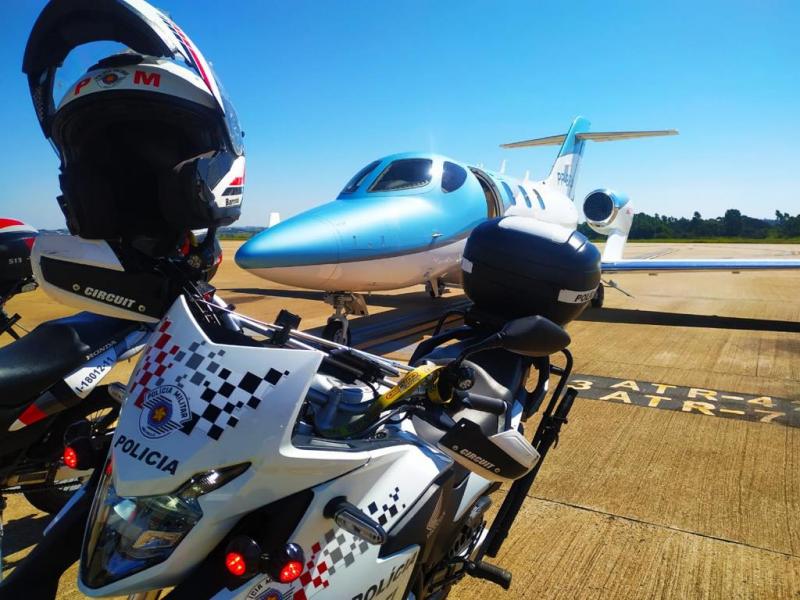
[235,216,341,270]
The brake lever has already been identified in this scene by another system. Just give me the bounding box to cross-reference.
[415,404,457,431]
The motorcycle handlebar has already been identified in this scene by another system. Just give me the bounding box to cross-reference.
[457,392,507,416]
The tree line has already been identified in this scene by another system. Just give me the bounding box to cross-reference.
[578,210,800,240]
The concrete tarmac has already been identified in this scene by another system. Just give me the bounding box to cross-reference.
[0,241,798,599]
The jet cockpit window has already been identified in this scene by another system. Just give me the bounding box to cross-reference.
[341,160,381,194]
[518,186,533,208]
[500,182,516,205]
[442,162,467,193]
[369,159,433,192]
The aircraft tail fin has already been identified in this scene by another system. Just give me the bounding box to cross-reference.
[268,212,281,228]
[500,118,678,200]
[545,116,590,200]
[497,117,590,200]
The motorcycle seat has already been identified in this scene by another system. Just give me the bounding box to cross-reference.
[0,312,133,408]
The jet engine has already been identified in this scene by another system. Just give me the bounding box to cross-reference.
[581,189,633,263]
[582,189,633,236]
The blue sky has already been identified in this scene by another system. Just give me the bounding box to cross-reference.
[2,0,798,228]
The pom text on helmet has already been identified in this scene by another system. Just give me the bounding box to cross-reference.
[133,70,161,88]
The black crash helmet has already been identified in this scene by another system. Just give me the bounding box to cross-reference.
[22,0,245,256]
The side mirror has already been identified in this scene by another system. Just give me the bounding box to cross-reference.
[454,315,571,366]
[496,316,571,357]
[437,316,570,402]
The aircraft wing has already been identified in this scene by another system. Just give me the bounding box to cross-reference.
[602,259,800,273]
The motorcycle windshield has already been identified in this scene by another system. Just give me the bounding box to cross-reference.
[22,0,243,155]
[80,296,323,588]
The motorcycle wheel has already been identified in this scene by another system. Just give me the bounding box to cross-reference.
[22,392,119,514]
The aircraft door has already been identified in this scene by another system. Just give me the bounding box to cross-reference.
[469,168,504,218]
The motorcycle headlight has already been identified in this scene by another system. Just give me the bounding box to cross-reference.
[81,462,249,589]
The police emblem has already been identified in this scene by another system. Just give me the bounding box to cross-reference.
[95,69,128,88]
[139,385,192,439]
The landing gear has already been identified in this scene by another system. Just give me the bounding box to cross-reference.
[591,283,604,308]
[321,292,369,346]
[426,278,447,299]
[322,318,350,346]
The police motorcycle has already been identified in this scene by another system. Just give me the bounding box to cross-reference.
[19,214,599,600]
[0,217,150,517]
[8,2,600,598]
[0,229,224,519]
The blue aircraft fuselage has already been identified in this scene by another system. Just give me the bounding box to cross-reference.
[235,151,578,291]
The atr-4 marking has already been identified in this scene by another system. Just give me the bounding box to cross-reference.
[571,374,797,427]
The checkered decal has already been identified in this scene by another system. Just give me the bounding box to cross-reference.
[293,487,406,599]
[128,319,289,440]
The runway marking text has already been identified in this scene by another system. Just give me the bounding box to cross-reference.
[571,374,797,427]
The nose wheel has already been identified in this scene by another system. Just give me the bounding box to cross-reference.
[426,278,447,299]
[322,317,351,346]
[321,292,368,346]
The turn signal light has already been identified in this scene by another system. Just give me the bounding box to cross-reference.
[62,422,98,471]
[279,560,303,583]
[225,552,247,577]
[63,446,79,469]
[223,536,306,582]
[224,536,262,578]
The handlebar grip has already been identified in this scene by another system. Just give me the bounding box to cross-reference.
[460,392,507,415]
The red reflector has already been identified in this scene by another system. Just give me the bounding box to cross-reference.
[229,176,244,186]
[225,552,247,577]
[279,560,303,583]
[105,458,113,477]
[63,446,79,469]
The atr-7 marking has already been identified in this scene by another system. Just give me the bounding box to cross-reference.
[572,374,798,427]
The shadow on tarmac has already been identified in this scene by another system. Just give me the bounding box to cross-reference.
[222,288,441,309]
[579,307,800,333]
[2,512,52,562]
